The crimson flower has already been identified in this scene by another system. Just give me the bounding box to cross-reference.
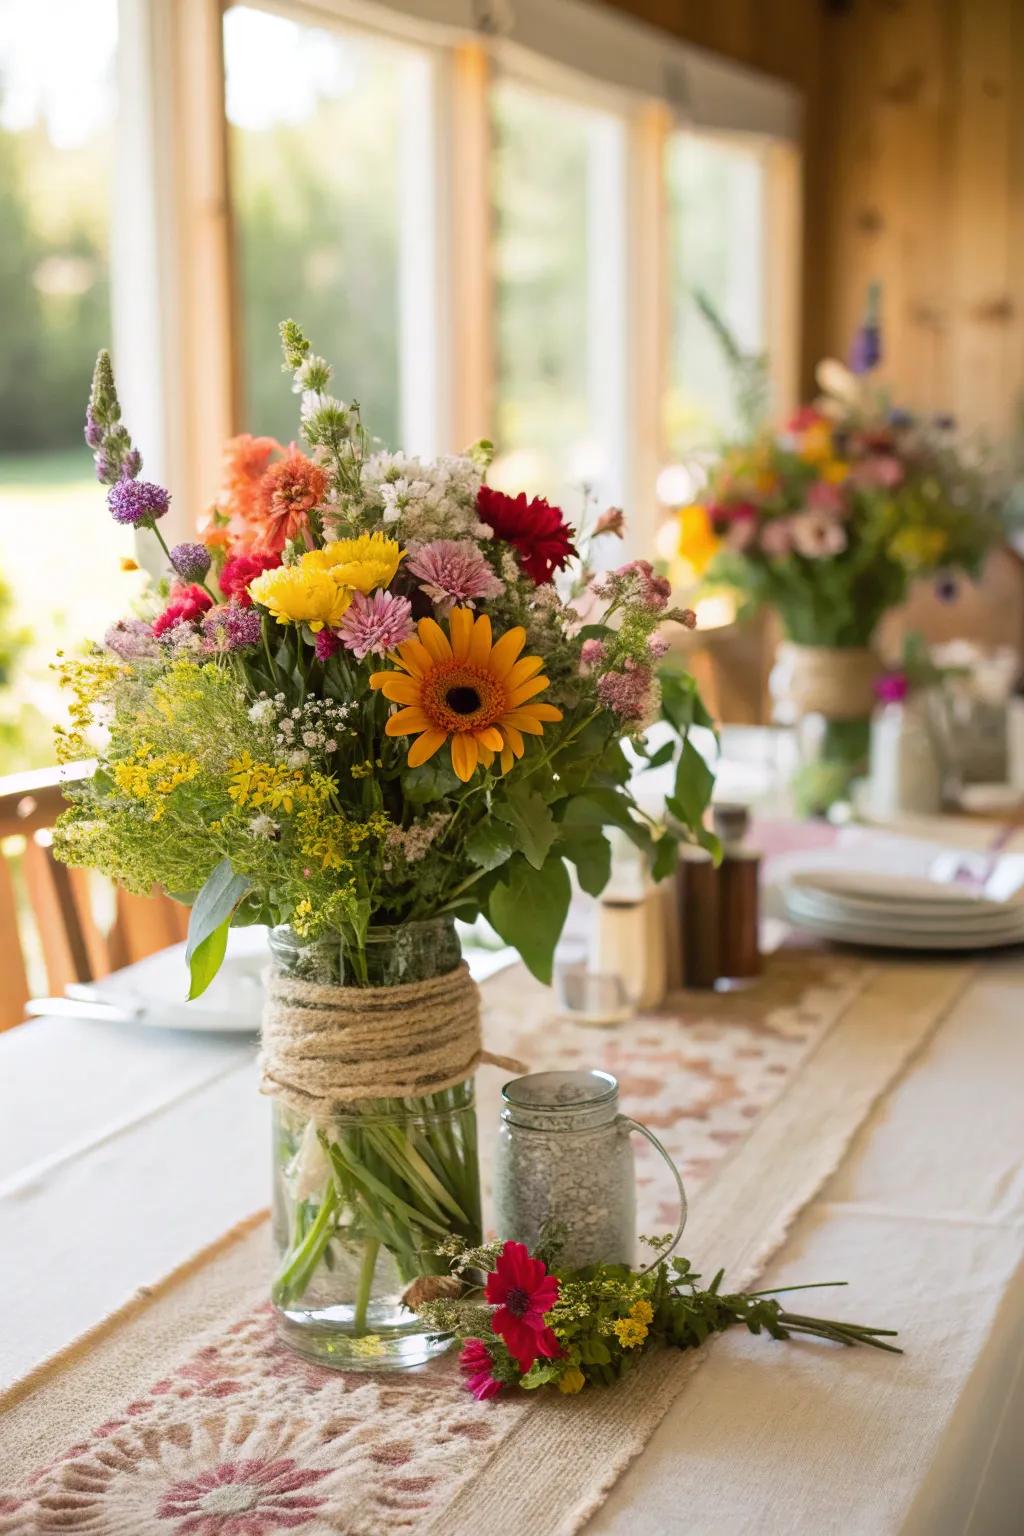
[459,1337,503,1400]
[152,583,213,638]
[476,486,576,586]
[485,1240,561,1373]
[219,550,281,606]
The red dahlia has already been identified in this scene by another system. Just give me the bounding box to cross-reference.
[476,486,576,586]
[219,550,281,606]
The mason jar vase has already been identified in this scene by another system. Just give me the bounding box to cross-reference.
[268,918,482,1370]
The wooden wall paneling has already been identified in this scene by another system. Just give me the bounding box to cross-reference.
[0,855,30,1030]
[949,0,1017,437]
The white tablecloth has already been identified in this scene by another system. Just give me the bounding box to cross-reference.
[2,935,1023,1531]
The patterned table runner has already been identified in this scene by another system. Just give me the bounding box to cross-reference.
[0,953,974,1535]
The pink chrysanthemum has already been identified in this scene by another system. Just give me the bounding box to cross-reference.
[337,589,415,661]
[406,540,504,611]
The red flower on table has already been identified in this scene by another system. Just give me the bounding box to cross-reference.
[476,486,576,586]
[458,1337,504,1400]
[484,1240,561,1374]
[219,550,281,606]
[157,1457,328,1533]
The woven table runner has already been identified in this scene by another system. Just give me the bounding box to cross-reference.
[0,953,974,1535]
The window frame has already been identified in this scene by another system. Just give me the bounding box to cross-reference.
[113,0,802,554]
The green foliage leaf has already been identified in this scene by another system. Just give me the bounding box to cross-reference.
[643,740,676,769]
[487,853,572,984]
[562,789,652,853]
[494,784,557,871]
[671,738,715,831]
[651,831,680,883]
[185,858,251,998]
[401,758,461,804]
[465,821,515,873]
[558,826,612,897]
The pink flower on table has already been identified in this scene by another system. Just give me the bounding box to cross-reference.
[484,1241,562,1375]
[874,670,909,704]
[337,589,415,660]
[791,510,847,559]
[459,1338,504,1400]
[157,1457,329,1533]
[405,539,504,610]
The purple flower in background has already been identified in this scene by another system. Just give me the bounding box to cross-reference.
[84,409,104,450]
[122,447,142,479]
[338,589,415,660]
[202,603,262,652]
[849,280,882,375]
[103,617,158,660]
[406,539,504,610]
[875,671,909,704]
[170,542,212,583]
[597,659,655,723]
[108,476,170,528]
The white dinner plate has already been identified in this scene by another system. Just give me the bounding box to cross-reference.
[783,899,1024,951]
[788,869,1005,909]
[784,887,1023,933]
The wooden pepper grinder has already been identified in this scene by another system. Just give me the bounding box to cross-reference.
[714,803,761,981]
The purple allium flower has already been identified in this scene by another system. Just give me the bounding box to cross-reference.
[202,602,262,652]
[170,542,212,583]
[849,323,881,375]
[103,617,158,660]
[338,589,415,661]
[108,476,170,527]
[122,447,142,479]
[874,671,909,704]
[580,637,607,670]
[597,659,655,723]
[406,539,504,610]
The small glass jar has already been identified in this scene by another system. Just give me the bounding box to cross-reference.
[269,918,482,1371]
[493,1070,686,1271]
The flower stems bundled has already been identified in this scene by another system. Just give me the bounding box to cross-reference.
[417,1237,900,1399]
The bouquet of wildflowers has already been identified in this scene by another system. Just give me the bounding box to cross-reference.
[54,322,717,1344]
[57,320,715,996]
[418,1236,899,1399]
[674,370,1000,647]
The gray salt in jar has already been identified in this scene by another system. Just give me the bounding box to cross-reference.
[493,1069,687,1270]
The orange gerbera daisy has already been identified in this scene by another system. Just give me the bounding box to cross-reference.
[370,607,562,782]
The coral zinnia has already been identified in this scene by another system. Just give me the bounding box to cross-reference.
[370,607,562,782]
[476,486,576,585]
[256,444,328,554]
[484,1240,561,1374]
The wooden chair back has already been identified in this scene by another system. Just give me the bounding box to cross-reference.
[0,764,189,1031]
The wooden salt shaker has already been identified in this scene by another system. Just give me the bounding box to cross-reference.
[713,804,761,980]
[675,846,720,988]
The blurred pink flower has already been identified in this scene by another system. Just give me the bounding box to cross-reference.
[852,455,905,489]
[807,481,846,515]
[759,518,794,557]
[791,511,847,559]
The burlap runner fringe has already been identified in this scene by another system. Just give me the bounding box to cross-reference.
[259,961,525,1114]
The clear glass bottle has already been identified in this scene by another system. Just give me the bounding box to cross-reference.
[493,1070,686,1271]
[269,917,482,1370]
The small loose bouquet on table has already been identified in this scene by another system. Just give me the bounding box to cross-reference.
[54,321,716,1369]
[417,1236,899,1400]
[673,359,1001,811]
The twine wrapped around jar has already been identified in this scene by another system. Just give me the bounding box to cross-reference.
[777,642,880,722]
[260,960,525,1116]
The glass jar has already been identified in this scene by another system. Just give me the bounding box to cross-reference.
[493,1070,686,1270]
[269,917,482,1371]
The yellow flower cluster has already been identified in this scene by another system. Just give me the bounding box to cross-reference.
[226,751,329,814]
[296,807,389,873]
[54,656,127,763]
[613,1299,653,1350]
[249,533,403,630]
[888,525,949,570]
[557,1365,586,1395]
[111,748,200,821]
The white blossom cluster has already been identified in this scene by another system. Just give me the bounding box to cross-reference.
[339,451,489,543]
[248,692,355,767]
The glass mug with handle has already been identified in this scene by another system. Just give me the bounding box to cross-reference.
[493,1069,686,1270]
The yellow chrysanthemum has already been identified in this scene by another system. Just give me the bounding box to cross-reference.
[630,1298,654,1325]
[319,532,404,593]
[248,561,352,632]
[369,606,562,783]
[557,1365,586,1395]
[613,1316,648,1349]
[888,525,949,571]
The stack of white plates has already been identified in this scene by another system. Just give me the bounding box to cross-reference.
[783,869,1024,951]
